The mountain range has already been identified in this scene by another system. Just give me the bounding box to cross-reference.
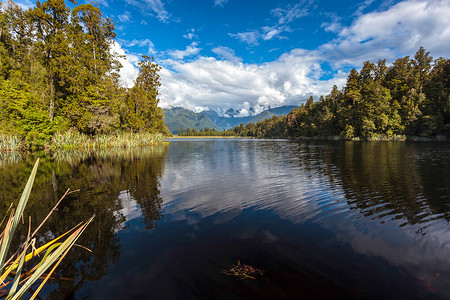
[163,106,297,134]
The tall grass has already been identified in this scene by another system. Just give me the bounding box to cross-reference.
[0,135,24,152]
[51,131,166,150]
[0,159,94,299]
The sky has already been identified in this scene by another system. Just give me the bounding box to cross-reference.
[16,0,450,116]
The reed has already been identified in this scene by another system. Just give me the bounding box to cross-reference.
[0,159,94,299]
[51,131,166,150]
[0,135,24,152]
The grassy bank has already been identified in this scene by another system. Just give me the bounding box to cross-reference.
[0,131,168,152]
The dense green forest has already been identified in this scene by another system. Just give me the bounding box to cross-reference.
[0,0,168,148]
[177,127,236,136]
[233,48,450,140]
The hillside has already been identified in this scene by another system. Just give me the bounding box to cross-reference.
[203,106,298,129]
[249,110,276,124]
[164,105,298,133]
[202,110,253,129]
[163,108,222,133]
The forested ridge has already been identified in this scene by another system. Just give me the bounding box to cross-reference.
[232,48,450,140]
[0,0,168,148]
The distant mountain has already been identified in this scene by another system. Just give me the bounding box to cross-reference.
[248,110,276,124]
[267,106,297,116]
[164,105,298,133]
[163,107,222,134]
[206,105,298,129]
[203,109,253,129]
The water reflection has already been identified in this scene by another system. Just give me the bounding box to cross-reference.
[159,139,450,298]
[1,140,449,298]
[302,142,450,228]
[0,146,168,299]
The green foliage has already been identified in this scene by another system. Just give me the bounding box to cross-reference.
[0,0,168,149]
[0,79,68,147]
[249,47,450,140]
[178,127,235,137]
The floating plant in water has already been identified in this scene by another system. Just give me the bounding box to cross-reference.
[222,260,265,280]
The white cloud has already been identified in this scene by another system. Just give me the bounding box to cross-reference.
[167,42,201,60]
[118,11,132,23]
[124,0,170,22]
[183,28,198,40]
[110,42,139,88]
[114,0,450,114]
[212,46,242,63]
[144,0,169,21]
[354,0,376,16]
[158,49,345,112]
[321,13,343,34]
[214,0,229,7]
[321,0,450,67]
[230,2,309,45]
[271,2,309,25]
[9,0,34,9]
[95,0,109,7]
[261,25,289,41]
[120,38,157,55]
[229,31,260,46]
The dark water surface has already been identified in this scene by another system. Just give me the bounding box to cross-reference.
[1,139,449,299]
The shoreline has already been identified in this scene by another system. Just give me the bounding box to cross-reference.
[168,135,449,142]
[291,135,449,142]
[167,136,243,139]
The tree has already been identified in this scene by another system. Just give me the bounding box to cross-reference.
[123,56,168,133]
[30,0,71,121]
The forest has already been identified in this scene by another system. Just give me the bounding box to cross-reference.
[1,0,449,146]
[232,48,450,140]
[0,0,168,149]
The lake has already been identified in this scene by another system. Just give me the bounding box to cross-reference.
[1,139,449,299]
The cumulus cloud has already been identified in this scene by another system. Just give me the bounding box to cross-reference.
[167,42,201,60]
[110,42,139,88]
[321,0,450,67]
[183,28,198,40]
[115,0,450,114]
[157,49,346,113]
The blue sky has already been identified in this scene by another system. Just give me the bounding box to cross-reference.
[15,0,450,115]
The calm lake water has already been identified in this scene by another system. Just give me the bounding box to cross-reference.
[1,139,450,299]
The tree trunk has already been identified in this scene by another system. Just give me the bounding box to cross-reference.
[49,77,54,122]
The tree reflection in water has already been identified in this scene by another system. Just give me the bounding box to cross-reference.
[0,146,168,298]
[292,141,450,231]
